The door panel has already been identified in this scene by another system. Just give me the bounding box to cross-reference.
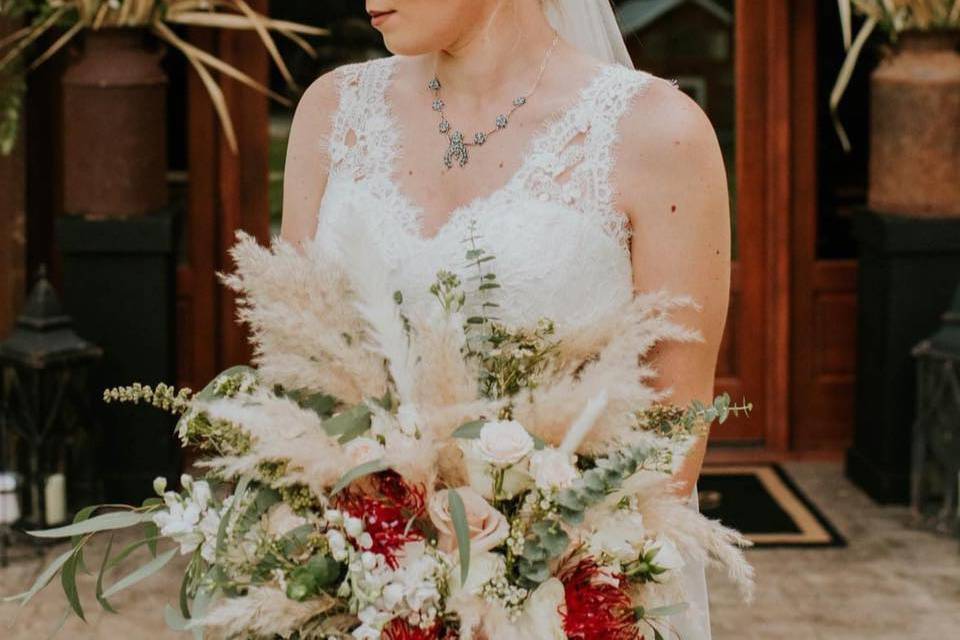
[624,0,791,446]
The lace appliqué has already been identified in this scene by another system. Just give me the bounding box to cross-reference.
[516,63,653,251]
[324,57,652,253]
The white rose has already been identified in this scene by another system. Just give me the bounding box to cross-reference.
[529,448,579,491]
[589,511,646,563]
[474,420,535,466]
[264,502,308,538]
[644,534,685,572]
[343,436,385,466]
[461,441,531,500]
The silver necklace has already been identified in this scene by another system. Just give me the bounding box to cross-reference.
[429,32,560,169]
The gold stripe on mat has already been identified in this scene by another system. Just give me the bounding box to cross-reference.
[703,465,834,545]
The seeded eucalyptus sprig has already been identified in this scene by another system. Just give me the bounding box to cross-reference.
[516,444,653,585]
[634,392,753,440]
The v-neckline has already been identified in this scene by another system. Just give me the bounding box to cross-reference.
[378,56,612,242]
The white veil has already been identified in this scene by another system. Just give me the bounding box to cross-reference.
[544,0,634,69]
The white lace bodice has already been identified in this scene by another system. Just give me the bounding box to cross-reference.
[313,55,654,330]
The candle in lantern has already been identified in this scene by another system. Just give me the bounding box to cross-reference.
[44,473,66,525]
[0,472,19,525]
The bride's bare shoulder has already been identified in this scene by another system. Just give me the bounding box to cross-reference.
[614,67,727,215]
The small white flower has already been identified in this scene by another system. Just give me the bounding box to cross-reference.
[152,477,167,496]
[327,529,348,560]
[358,532,374,549]
[529,448,579,491]
[324,509,343,525]
[381,582,404,609]
[180,474,194,490]
[644,534,685,572]
[474,420,535,466]
[343,436,385,467]
[344,516,364,538]
[191,481,212,509]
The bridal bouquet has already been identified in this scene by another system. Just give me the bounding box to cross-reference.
[7,218,754,639]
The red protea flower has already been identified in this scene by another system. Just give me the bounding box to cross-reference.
[382,619,445,640]
[335,472,427,568]
[559,558,642,640]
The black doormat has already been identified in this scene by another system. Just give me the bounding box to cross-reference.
[696,464,846,548]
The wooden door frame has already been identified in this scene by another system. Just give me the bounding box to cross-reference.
[178,5,271,389]
[711,0,792,453]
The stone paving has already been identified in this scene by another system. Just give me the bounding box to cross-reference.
[0,461,957,639]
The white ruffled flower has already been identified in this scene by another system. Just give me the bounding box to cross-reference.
[644,534,685,572]
[529,448,579,491]
[589,511,647,563]
[474,420,535,466]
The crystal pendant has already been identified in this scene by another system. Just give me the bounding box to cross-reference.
[444,131,469,169]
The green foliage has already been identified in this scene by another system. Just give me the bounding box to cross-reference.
[448,488,471,585]
[634,392,753,440]
[286,554,344,601]
[331,459,389,496]
[516,444,652,586]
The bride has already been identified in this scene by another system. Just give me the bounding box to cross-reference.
[280,1,731,638]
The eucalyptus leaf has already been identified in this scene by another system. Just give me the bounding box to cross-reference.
[3,547,74,605]
[644,602,689,618]
[60,550,85,621]
[448,488,471,585]
[331,459,389,496]
[96,535,119,614]
[28,511,153,539]
[323,403,372,443]
[451,420,486,439]
[101,548,177,599]
[165,603,191,631]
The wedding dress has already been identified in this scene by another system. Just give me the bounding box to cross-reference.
[311,55,713,640]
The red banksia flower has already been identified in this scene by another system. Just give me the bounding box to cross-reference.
[560,558,641,640]
[336,472,427,568]
[382,619,445,640]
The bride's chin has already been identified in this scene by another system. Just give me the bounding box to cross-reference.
[380,34,441,58]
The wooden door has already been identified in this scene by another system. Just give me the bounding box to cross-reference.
[623,0,791,450]
[176,9,271,390]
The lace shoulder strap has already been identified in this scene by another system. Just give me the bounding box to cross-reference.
[518,64,654,250]
[327,56,400,183]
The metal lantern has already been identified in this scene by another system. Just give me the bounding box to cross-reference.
[910,283,960,537]
[0,265,103,529]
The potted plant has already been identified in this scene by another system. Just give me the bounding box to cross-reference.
[0,1,327,217]
[832,0,960,217]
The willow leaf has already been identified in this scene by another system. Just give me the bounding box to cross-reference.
[448,488,471,585]
[331,459,388,496]
[28,511,152,538]
[101,548,177,599]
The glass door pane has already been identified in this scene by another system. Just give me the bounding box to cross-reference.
[617,0,738,258]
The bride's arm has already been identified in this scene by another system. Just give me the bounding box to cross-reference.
[615,77,732,499]
[279,70,340,251]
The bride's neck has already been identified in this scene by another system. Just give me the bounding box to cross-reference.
[429,4,557,100]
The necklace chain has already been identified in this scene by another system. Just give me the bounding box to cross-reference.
[429,32,561,170]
